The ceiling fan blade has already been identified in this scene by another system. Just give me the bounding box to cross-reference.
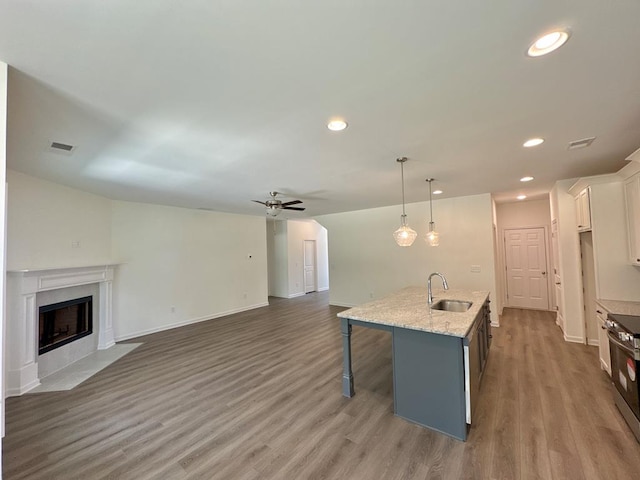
[252,200,267,206]
[282,206,306,211]
[280,200,303,206]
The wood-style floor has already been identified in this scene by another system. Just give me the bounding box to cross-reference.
[4,292,640,479]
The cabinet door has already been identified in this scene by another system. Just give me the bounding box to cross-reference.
[624,175,640,265]
[576,188,592,231]
[596,308,611,375]
[485,301,492,350]
[581,189,592,230]
[575,195,583,230]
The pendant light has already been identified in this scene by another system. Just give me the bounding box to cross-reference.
[393,157,417,246]
[425,178,439,246]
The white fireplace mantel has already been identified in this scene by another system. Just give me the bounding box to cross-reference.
[6,264,118,396]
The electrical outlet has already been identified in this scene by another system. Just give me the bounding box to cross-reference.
[370,292,374,298]
[243,292,247,299]
[71,240,80,249]
[170,306,175,313]
[471,265,481,273]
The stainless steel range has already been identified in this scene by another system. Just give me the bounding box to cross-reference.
[606,313,640,442]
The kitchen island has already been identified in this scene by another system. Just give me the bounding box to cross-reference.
[338,286,491,441]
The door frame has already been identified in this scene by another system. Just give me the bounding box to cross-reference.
[501,225,552,310]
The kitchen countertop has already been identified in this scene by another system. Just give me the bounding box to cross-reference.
[337,286,490,338]
[596,298,640,316]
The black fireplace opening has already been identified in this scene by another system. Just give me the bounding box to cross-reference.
[39,296,93,355]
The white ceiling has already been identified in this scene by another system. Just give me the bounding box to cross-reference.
[1,1,639,218]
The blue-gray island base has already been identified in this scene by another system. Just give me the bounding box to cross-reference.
[338,286,491,441]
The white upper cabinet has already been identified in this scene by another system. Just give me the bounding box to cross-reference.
[575,187,592,231]
[624,173,640,265]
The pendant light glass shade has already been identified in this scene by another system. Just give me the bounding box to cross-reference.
[394,157,416,247]
[426,221,439,246]
[425,178,439,247]
[394,215,417,246]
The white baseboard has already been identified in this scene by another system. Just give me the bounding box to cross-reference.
[317,287,329,292]
[563,333,585,343]
[287,292,305,299]
[114,302,269,342]
[587,338,599,347]
[6,367,40,397]
[330,301,357,308]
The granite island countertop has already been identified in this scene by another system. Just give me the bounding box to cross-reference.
[596,298,640,316]
[337,286,490,338]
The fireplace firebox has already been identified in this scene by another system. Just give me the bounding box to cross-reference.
[39,296,93,355]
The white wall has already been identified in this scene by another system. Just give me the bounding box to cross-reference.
[315,222,329,291]
[6,170,112,270]
[551,179,584,342]
[552,177,640,344]
[266,220,289,298]
[590,181,640,300]
[316,193,498,325]
[286,220,329,296]
[267,219,329,298]
[5,171,270,342]
[495,198,553,311]
[111,201,268,340]
[491,198,503,315]
[1,60,8,449]
[496,198,551,229]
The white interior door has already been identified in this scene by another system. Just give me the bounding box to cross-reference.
[303,240,316,293]
[504,228,550,310]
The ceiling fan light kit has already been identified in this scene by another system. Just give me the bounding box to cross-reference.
[252,191,306,217]
[393,157,417,247]
[266,206,281,217]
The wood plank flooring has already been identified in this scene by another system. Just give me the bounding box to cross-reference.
[4,293,640,479]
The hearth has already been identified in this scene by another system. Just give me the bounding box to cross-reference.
[39,296,93,355]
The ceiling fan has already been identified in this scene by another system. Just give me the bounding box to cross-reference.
[252,191,306,217]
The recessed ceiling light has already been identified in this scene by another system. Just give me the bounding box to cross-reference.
[433,190,443,195]
[520,176,534,182]
[523,138,544,148]
[517,195,527,200]
[327,119,348,131]
[527,29,570,57]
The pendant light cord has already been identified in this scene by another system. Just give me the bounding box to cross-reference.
[428,179,433,223]
[401,160,407,216]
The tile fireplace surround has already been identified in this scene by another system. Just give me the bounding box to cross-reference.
[6,264,117,396]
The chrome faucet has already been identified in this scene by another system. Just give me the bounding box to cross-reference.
[428,272,449,304]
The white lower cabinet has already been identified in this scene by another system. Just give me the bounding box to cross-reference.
[595,306,611,375]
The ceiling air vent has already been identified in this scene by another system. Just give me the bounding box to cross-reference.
[49,141,75,154]
[568,137,595,150]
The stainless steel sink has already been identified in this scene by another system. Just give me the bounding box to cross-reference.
[430,299,472,312]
